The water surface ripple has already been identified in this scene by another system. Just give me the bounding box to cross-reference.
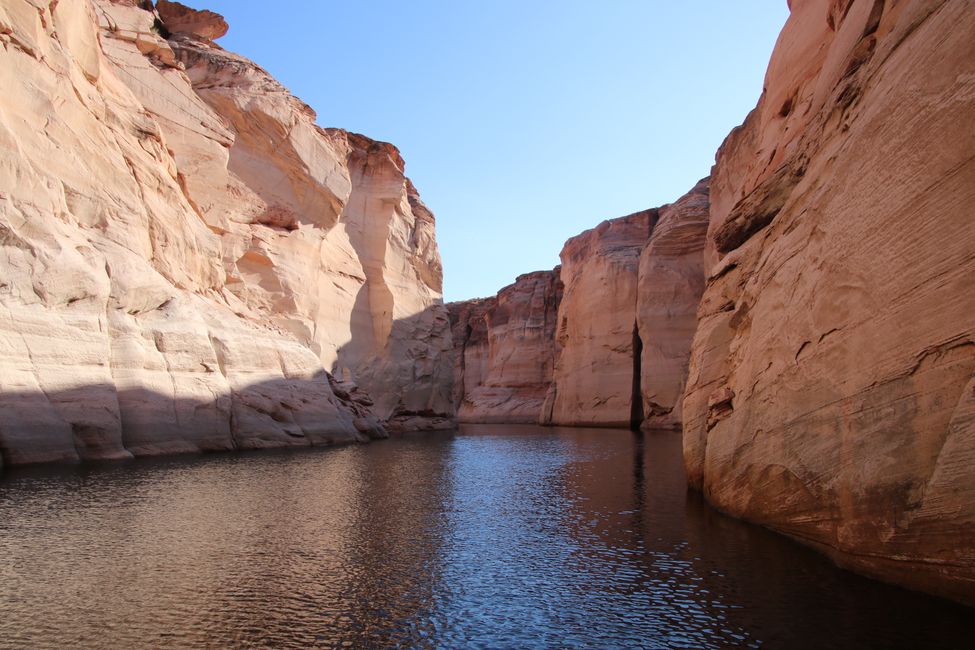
[1,425,972,648]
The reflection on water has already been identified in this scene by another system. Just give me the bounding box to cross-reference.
[0,425,972,648]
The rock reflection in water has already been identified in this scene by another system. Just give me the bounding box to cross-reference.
[0,426,972,648]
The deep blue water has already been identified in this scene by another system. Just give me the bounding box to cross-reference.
[0,425,972,648]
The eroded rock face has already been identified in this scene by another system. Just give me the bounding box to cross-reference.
[541,211,656,428]
[637,179,710,430]
[536,182,710,429]
[156,0,228,40]
[449,270,562,423]
[0,0,450,468]
[450,183,709,430]
[682,0,975,604]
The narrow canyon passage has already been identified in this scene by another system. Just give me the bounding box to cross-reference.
[1,427,971,648]
[1,0,972,622]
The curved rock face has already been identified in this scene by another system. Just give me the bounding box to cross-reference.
[155,0,228,40]
[682,0,975,604]
[637,179,710,430]
[449,270,562,423]
[450,183,709,430]
[0,0,450,468]
[541,211,656,427]
[537,181,710,429]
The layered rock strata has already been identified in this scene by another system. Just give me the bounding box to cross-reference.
[448,270,562,423]
[542,181,710,429]
[0,0,451,468]
[451,181,709,430]
[637,179,710,429]
[682,0,975,605]
[540,210,656,427]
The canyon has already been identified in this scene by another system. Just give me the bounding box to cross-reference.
[449,0,975,605]
[450,178,709,431]
[0,0,972,609]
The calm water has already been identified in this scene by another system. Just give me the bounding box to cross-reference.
[0,425,972,649]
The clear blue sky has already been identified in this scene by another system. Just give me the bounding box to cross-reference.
[198,1,790,302]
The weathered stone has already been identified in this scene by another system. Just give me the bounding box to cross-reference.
[449,270,562,423]
[637,178,710,429]
[450,182,709,431]
[0,0,451,467]
[682,0,975,605]
[540,211,655,427]
[156,0,228,40]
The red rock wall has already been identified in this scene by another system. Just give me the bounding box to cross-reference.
[451,182,709,430]
[638,179,710,430]
[682,0,975,605]
[449,270,562,423]
[541,211,655,427]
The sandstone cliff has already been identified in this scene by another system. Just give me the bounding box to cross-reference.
[682,0,975,604]
[451,182,709,430]
[449,270,562,423]
[540,210,655,427]
[0,0,452,468]
[637,179,710,429]
[540,182,710,429]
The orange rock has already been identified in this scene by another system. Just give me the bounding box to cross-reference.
[541,210,656,427]
[155,0,228,40]
[682,0,975,605]
[638,179,710,429]
[449,270,562,423]
[451,181,709,431]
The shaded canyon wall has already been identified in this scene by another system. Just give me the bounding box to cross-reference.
[448,270,562,423]
[682,0,975,605]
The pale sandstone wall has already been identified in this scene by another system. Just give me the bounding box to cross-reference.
[682,0,975,604]
[638,179,710,430]
[0,0,450,468]
[449,270,562,423]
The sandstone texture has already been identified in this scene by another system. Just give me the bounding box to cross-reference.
[637,179,710,429]
[451,181,709,430]
[0,0,451,469]
[449,270,562,423]
[682,0,975,604]
[539,181,710,429]
[540,211,655,427]
[155,0,227,40]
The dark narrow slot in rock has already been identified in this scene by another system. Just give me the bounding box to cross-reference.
[459,323,472,399]
[629,323,644,430]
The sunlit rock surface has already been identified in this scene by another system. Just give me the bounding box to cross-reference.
[682,0,975,605]
[540,182,710,429]
[450,183,708,430]
[540,210,655,427]
[637,179,710,430]
[448,270,562,423]
[0,0,450,467]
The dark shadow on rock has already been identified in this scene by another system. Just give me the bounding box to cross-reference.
[0,369,388,471]
[333,301,456,434]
